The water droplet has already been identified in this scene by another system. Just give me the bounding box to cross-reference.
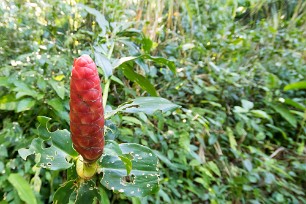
[111,187,114,191]
[137,188,140,192]
[118,189,124,193]
[147,184,150,187]
[149,153,152,156]
[131,191,134,194]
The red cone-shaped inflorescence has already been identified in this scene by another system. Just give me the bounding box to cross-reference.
[70,54,104,163]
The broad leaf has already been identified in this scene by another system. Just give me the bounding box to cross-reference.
[19,138,73,170]
[78,4,109,36]
[16,97,36,112]
[95,51,113,78]
[48,80,65,99]
[75,180,101,204]
[105,97,179,118]
[37,116,78,157]
[100,142,159,197]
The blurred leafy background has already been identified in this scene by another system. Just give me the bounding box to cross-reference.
[0,0,305,203]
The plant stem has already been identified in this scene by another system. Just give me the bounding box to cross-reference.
[103,78,111,109]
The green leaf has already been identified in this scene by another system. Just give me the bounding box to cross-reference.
[0,94,18,111]
[182,43,195,51]
[271,103,297,128]
[8,173,37,204]
[178,131,190,152]
[118,155,133,175]
[47,97,65,112]
[243,159,253,172]
[121,64,157,96]
[19,138,73,170]
[226,127,237,151]
[284,98,305,111]
[241,99,254,110]
[48,80,65,99]
[113,55,175,74]
[100,142,159,197]
[13,81,40,99]
[75,180,100,204]
[53,180,76,204]
[106,97,179,118]
[206,161,221,177]
[250,110,271,120]
[78,4,109,36]
[142,37,153,53]
[284,81,306,91]
[99,187,110,204]
[16,97,36,112]
[113,56,138,69]
[122,116,143,126]
[37,116,78,157]
[143,55,176,74]
[95,51,113,78]
[266,124,287,139]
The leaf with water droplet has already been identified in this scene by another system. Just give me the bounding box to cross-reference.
[100,141,159,197]
[75,180,100,204]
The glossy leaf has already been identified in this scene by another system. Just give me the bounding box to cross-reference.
[100,142,159,197]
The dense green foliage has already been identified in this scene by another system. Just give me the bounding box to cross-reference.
[0,0,305,203]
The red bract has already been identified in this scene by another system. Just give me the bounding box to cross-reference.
[70,54,104,163]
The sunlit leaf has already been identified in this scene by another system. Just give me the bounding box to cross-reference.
[284,81,306,91]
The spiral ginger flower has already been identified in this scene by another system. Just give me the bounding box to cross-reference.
[70,54,104,163]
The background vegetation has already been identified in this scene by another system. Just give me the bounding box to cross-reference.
[0,0,305,203]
